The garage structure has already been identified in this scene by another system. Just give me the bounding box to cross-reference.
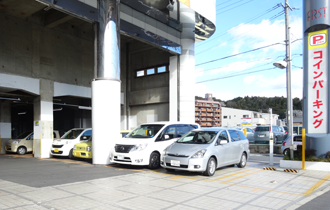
[0,0,216,164]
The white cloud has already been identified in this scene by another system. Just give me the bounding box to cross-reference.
[227,16,302,54]
[194,83,234,101]
[194,67,204,78]
[243,69,303,98]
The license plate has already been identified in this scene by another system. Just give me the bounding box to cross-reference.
[54,148,59,153]
[171,160,180,167]
[117,155,124,160]
[258,135,265,137]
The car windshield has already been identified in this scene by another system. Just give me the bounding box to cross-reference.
[14,131,31,139]
[126,124,164,138]
[177,131,218,144]
[61,129,84,139]
[256,127,269,132]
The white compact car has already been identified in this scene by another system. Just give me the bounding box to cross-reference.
[50,128,92,159]
[110,122,200,169]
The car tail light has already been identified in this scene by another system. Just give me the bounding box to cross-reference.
[282,142,286,146]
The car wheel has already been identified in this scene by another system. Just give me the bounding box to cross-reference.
[203,157,216,176]
[283,149,289,156]
[17,147,26,155]
[148,152,160,169]
[166,168,175,172]
[69,149,74,159]
[237,153,247,168]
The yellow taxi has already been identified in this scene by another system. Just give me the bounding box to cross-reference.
[73,130,130,159]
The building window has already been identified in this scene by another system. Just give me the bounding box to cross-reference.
[224,116,227,119]
[147,68,155,75]
[229,115,231,119]
[135,64,169,77]
[136,70,144,77]
[243,115,249,118]
[234,115,236,117]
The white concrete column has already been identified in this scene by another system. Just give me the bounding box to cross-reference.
[33,79,54,158]
[92,0,120,164]
[179,3,195,122]
[169,56,178,121]
[0,101,11,154]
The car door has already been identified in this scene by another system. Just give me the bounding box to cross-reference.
[214,131,230,166]
[246,128,254,142]
[26,133,34,152]
[228,130,241,162]
[155,125,178,152]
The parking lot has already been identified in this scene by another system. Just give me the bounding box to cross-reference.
[1,154,330,210]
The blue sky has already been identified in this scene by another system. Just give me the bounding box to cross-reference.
[194,0,303,101]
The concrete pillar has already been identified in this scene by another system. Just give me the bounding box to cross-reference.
[0,101,11,154]
[33,79,54,158]
[178,2,195,122]
[92,0,120,164]
[169,56,178,121]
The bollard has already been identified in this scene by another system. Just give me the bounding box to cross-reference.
[302,128,305,170]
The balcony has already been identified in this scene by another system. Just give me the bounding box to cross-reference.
[207,119,212,122]
[201,113,206,117]
[201,123,207,127]
[206,114,213,117]
[206,123,212,126]
[201,108,206,112]
[201,118,207,122]
[215,114,220,117]
[206,109,213,112]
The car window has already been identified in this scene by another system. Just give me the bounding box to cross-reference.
[247,128,253,133]
[228,130,240,141]
[81,130,92,137]
[256,127,269,132]
[217,131,229,144]
[127,124,164,139]
[156,125,176,141]
[176,125,190,137]
[238,131,247,140]
[294,136,302,142]
[177,131,217,144]
[272,127,278,132]
[190,124,198,130]
[61,129,84,139]
[26,133,34,140]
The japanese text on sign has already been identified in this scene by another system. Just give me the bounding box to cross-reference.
[308,29,328,133]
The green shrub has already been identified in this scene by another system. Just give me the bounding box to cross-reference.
[283,149,330,162]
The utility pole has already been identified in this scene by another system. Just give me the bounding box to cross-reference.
[282,0,294,159]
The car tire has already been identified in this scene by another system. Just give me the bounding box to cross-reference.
[203,157,216,176]
[237,153,247,168]
[283,149,289,156]
[17,147,26,155]
[148,152,160,169]
[69,149,74,159]
[166,168,175,172]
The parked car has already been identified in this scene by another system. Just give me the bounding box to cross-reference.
[233,127,255,143]
[73,130,131,159]
[51,128,92,159]
[110,122,200,169]
[161,128,250,176]
[254,125,286,144]
[293,126,303,135]
[281,135,302,156]
[5,130,60,155]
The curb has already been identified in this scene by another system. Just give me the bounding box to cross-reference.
[263,167,299,173]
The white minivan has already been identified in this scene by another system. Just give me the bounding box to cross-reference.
[50,128,92,159]
[110,122,200,169]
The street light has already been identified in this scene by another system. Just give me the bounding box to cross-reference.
[273,58,294,159]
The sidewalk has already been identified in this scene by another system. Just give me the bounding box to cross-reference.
[1,155,330,210]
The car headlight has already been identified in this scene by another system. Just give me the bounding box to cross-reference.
[191,149,207,158]
[12,140,20,144]
[130,143,148,152]
[73,145,76,150]
[86,146,91,152]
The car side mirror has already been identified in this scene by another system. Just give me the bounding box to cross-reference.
[164,135,170,140]
[220,140,228,145]
[81,136,88,140]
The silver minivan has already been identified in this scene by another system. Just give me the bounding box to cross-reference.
[161,128,250,176]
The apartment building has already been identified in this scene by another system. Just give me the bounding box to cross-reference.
[195,94,221,127]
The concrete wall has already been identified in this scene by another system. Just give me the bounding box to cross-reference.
[0,12,94,87]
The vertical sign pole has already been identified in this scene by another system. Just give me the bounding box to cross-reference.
[302,128,306,170]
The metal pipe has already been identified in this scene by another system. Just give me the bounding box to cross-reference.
[95,0,120,80]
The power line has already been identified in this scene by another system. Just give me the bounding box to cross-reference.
[196,8,284,55]
[195,42,284,67]
[216,0,235,7]
[216,0,254,13]
[197,4,281,48]
[195,67,276,84]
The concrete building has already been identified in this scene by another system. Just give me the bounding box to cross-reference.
[195,93,221,127]
[221,107,279,127]
[0,0,216,164]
